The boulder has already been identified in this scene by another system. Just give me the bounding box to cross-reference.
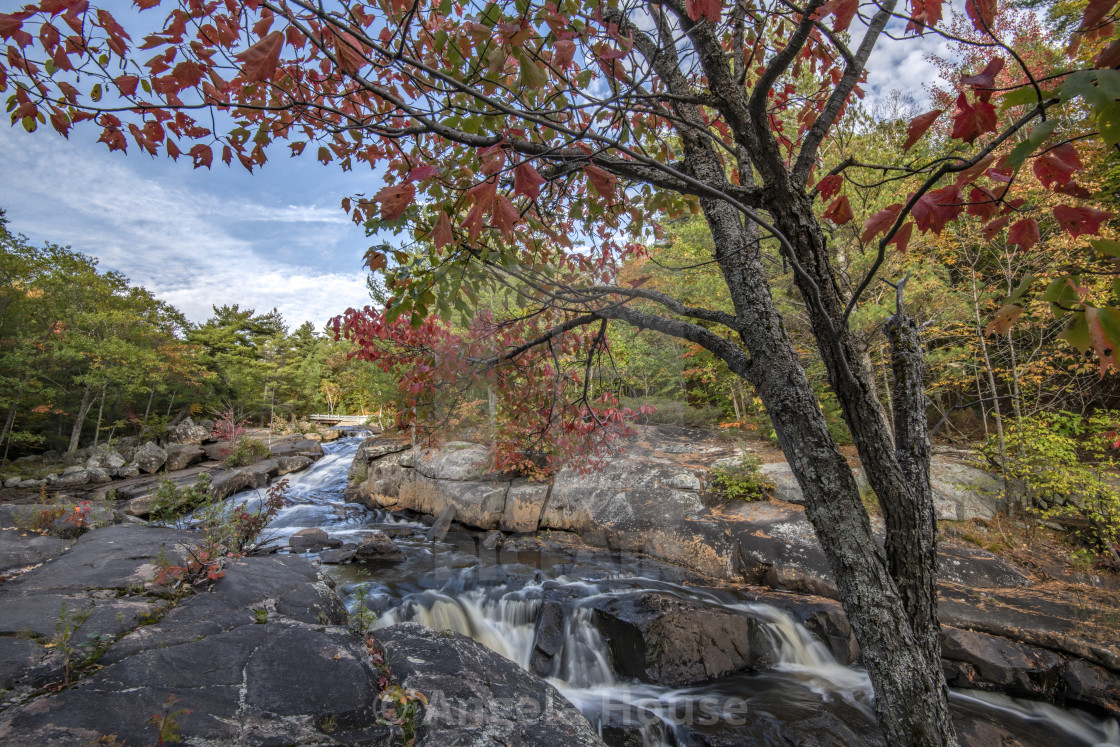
[275,456,313,475]
[756,461,868,504]
[319,547,357,564]
[62,465,84,476]
[303,431,323,442]
[117,462,140,479]
[375,622,605,747]
[320,428,340,442]
[941,626,1065,700]
[359,452,415,508]
[930,458,1004,521]
[589,591,763,686]
[501,481,550,533]
[55,469,91,487]
[354,531,406,562]
[164,443,205,472]
[3,476,20,488]
[289,528,340,552]
[529,599,567,677]
[347,437,412,486]
[132,442,167,474]
[413,442,495,481]
[269,438,324,461]
[399,475,509,530]
[16,479,44,489]
[164,418,209,445]
[86,467,112,484]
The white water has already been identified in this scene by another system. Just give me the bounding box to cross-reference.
[239,436,1120,746]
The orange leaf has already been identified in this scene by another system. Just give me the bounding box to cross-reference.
[431,211,454,249]
[375,183,415,221]
[985,304,1023,336]
[514,162,546,200]
[823,195,853,225]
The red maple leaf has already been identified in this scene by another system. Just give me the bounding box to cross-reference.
[585,164,617,199]
[375,183,416,221]
[685,0,722,23]
[816,174,844,201]
[961,57,1004,88]
[903,109,942,151]
[236,30,283,83]
[861,204,903,243]
[906,0,944,31]
[888,222,914,252]
[982,216,1010,241]
[1033,143,1083,189]
[912,185,964,234]
[950,93,996,143]
[430,211,454,249]
[514,162,546,200]
[1054,205,1112,237]
[1079,0,1119,32]
[824,195,853,225]
[965,0,996,32]
[1007,218,1040,250]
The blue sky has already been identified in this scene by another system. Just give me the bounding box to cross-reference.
[0,7,950,331]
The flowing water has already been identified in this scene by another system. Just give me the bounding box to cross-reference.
[225,436,1120,746]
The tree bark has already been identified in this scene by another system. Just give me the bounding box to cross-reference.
[66,384,95,455]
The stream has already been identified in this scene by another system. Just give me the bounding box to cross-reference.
[233,436,1120,746]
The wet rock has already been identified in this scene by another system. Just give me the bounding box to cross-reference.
[427,505,456,542]
[481,530,503,551]
[164,443,205,471]
[1061,659,1120,717]
[132,442,167,474]
[347,437,412,486]
[269,437,324,461]
[529,599,566,678]
[319,548,357,564]
[590,592,762,686]
[355,531,405,562]
[289,528,340,552]
[502,481,550,533]
[164,418,209,445]
[276,455,313,475]
[941,627,1065,700]
[376,622,605,746]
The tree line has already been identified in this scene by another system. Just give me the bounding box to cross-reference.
[0,210,394,462]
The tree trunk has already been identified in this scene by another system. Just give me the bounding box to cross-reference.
[67,384,95,455]
[92,385,106,448]
[0,399,18,468]
[698,191,958,746]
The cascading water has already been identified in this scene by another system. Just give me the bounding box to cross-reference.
[232,436,1120,746]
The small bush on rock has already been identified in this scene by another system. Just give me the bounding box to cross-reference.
[149,474,213,526]
[710,453,773,502]
[222,436,270,467]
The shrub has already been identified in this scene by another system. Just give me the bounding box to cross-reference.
[710,452,774,502]
[210,407,248,441]
[148,474,214,526]
[222,436,271,467]
[979,411,1120,566]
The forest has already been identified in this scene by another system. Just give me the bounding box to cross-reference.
[0,208,396,462]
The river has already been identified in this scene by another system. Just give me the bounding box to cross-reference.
[232,436,1120,746]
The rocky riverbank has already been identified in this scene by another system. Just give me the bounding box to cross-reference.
[344,426,1120,719]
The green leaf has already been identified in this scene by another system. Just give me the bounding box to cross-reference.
[1099,101,1120,148]
[140,78,151,94]
[21,116,36,133]
[1006,120,1057,170]
[1043,275,1081,319]
[1091,239,1120,258]
[1007,274,1036,305]
[999,86,1050,112]
[1061,313,1091,353]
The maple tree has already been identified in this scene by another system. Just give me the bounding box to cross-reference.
[3,0,1120,742]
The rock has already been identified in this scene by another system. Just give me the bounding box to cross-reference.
[3,476,21,488]
[756,461,869,504]
[164,418,209,445]
[203,441,232,461]
[132,442,167,474]
[0,530,73,574]
[320,428,341,442]
[86,467,112,484]
[54,469,90,487]
[85,448,125,474]
[208,469,255,500]
[930,459,1004,521]
[303,431,323,442]
[937,544,1031,589]
[427,505,456,542]
[941,626,1065,700]
[117,462,140,479]
[0,554,386,747]
[347,437,412,486]
[589,591,762,686]
[164,443,205,471]
[354,531,405,562]
[414,442,495,481]
[375,622,605,747]
[481,530,503,550]
[275,456,312,475]
[1061,659,1120,717]
[501,481,550,533]
[358,452,415,508]
[529,600,566,677]
[62,465,84,476]
[319,548,356,564]
[269,437,324,461]
[667,472,702,491]
[289,528,340,552]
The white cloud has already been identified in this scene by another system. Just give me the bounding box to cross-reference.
[0,125,375,328]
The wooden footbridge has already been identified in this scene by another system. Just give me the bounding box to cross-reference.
[308,414,369,426]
